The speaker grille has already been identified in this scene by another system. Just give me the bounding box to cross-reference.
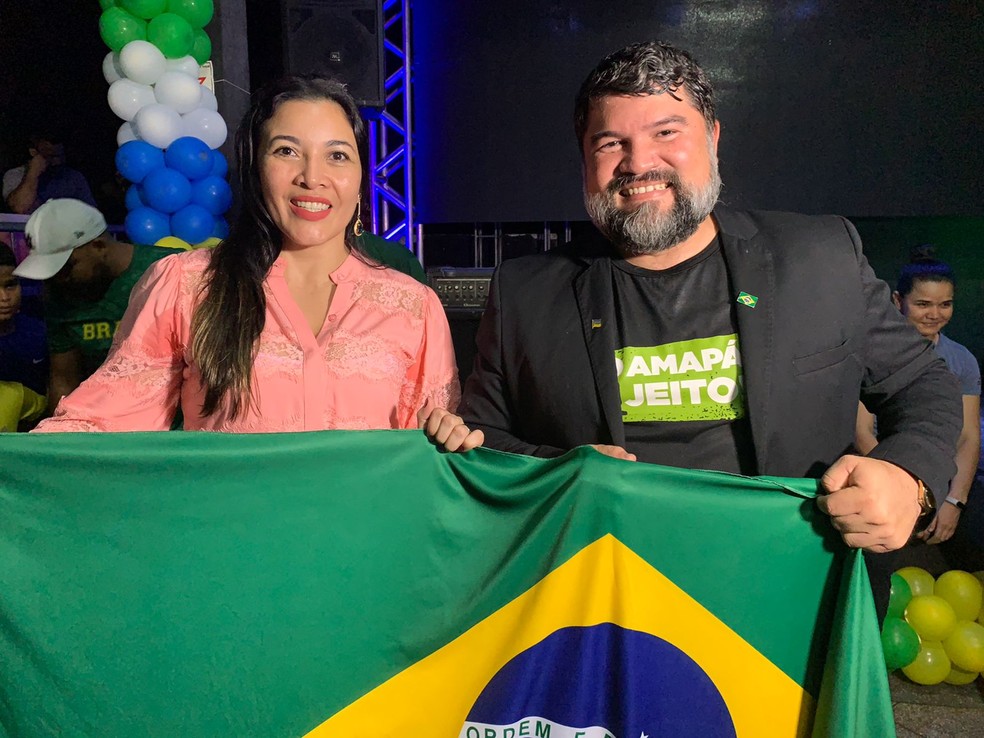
[282,0,384,108]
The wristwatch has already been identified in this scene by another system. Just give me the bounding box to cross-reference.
[912,478,936,535]
[944,495,967,511]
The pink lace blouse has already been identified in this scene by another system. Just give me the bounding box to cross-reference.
[34,249,460,432]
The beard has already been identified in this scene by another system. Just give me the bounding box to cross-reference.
[584,154,722,257]
[52,267,115,304]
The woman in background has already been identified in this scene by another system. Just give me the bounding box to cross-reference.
[856,247,979,543]
[34,75,481,451]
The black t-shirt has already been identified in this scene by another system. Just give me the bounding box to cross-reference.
[611,238,756,474]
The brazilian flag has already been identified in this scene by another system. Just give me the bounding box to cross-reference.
[0,432,893,737]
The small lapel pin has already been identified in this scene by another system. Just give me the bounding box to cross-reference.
[591,319,603,329]
[736,292,759,308]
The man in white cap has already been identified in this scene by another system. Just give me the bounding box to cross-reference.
[14,198,172,407]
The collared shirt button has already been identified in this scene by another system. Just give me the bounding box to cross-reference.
[327,314,338,323]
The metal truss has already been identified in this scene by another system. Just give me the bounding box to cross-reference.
[366,0,416,257]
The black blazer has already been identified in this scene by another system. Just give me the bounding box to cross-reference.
[458,207,962,499]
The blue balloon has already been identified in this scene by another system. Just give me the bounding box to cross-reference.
[171,204,214,244]
[191,175,232,216]
[209,149,228,178]
[165,136,213,181]
[125,207,171,245]
[125,184,146,210]
[211,217,230,239]
[142,167,192,214]
[116,141,165,184]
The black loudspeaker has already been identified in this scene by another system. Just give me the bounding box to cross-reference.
[282,0,385,108]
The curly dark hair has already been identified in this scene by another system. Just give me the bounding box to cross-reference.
[573,41,716,149]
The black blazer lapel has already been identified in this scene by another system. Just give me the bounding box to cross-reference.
[719,221,775,475]
[573,258,625,447]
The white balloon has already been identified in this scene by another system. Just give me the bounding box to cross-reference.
[154,71,203,114]
[134,104,184,149]
[107,79,156,122]
[165,55,201,79]
[117,121,140,146]
[119,40,167,86]
[198,86,218,112]
[102,52,125,85]
[181,109,227,149]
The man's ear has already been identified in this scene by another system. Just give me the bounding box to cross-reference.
[891,291,903,310]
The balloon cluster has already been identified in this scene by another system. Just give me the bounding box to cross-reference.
[98,0,229,246]
[881,567,984,686]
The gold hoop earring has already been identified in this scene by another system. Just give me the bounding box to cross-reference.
[353,199,365,237]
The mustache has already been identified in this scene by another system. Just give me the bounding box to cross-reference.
[607,169,683,195]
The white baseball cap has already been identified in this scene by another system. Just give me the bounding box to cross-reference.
[14,199,108,280]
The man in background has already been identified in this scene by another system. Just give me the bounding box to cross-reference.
[0,242,47,395]
[3,132,97,214]
[14,198,172,407]
[0,242,47,430]
[359,231,427,284]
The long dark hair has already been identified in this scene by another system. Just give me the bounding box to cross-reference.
[191,75,370,418]
[896,244,956,297]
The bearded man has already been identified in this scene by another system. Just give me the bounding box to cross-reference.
[455,41,961,567]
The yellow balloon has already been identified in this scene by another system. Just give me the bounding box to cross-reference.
[943,664,980,685]
[155,236,192,251]
[935,570,984,621]
[902,640,951,685]
[942,620,984,673]
[896,566,935,597]
[192,237,222,250]
[974,572,984,623]
[905,595,957,641]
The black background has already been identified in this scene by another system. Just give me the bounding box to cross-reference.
[412,0,984,222]
[2,1,982,225]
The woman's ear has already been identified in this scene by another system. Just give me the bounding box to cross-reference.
[891,291,903,311]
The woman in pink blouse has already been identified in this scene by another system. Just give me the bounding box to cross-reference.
[35,76,481,451]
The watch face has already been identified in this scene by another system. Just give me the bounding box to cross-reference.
[916,479,934,515]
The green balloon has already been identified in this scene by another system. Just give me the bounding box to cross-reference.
[167,0,214,29]
[881,617,920,670]
[121,0,167,20]
[190,28,211,65]
[887,572,914,619]
[99,7,148,53]
[147,12,194,59]
[99,0,119,11]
